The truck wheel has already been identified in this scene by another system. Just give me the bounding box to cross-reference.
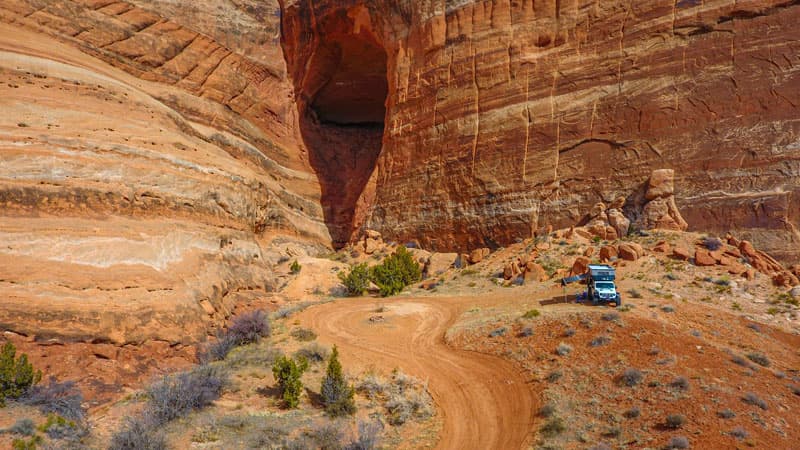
[615,298,621,307]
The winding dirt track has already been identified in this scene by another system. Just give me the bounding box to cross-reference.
[298,297,534,449]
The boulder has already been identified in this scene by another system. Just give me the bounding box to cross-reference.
[503,261,522,280]
[610,196,626,210]
[772,271,800,287]
[641,196,688,231]
[606,208,630,239]
[583,247,595,257]
[694,249,716,266]
[652,241,670,253]
[790,286,800,299]
[605,226,619,241]
[738,240,758,258]
[745,268,756,281]
[724,246,742,258]
[524,262,549,283]
[570,256,590,276]
[364,237,382,254]
[599,245,618,261]
[426,253,457,277]
[645,168,675,200]
[589,202,607,219]
[672,246,691,261]
[468,247,490,264]
[727,263,747,275]
[365,229,381,240]
[617,243,640,261]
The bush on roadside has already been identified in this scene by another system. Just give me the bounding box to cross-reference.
[290,260,302,274]
[369,247,421,297]
[339,263,371,297]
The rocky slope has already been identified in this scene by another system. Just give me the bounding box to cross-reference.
[282,0,800,262]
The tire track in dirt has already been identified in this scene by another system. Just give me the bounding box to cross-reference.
[298,297,534,449]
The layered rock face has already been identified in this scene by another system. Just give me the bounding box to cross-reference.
[0,0,328,344]
[283,0,800,262]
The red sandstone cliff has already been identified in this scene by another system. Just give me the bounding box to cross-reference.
[1,0,799,342]
[282,0,800,262]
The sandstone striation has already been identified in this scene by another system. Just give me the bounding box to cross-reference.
[280,0,800,264]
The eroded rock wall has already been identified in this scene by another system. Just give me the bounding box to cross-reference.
[283,0,800,262]
[0,0,328,344]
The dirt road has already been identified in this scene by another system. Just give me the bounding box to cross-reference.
[298,296,534,449]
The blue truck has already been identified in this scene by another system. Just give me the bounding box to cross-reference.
[561,264,621,306]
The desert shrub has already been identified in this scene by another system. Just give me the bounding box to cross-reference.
[648,346,662,355]
[385,390,433,425]
[290,260,302,274]
[546,370,563,383]
[624,406,641,419]
[272,356,308,408]
[670,376,690,391]
[488,327,507,338]
[518,327,534,338]
[665,435,689,449]
[339,263,371,297]
[742,392,768,410]
[717,409,735,419]
[556,343,573,356]
[603,426,621,438]
[39,413,86,441]
[620,368,643,387]
[147,365,226,425]
[730,427,748,440]
[0,342,42,405]
[731,354,751,368]
[291,328,317,342]
[746,323,761,332]
[12,436,41,450]
[309,422,345,450]
[228,310,270,345]
[198,333,239,363]
[590,335,611,347]
[601,311,620,322]
[522,309,540,319]
[661,305,675,313]
[563,328,576,337]
[21,377,85,422]
[321,346,356,417]
[369,247,422,297]
[348,420,382,450]
[790,384,800,396]
[540,416,566,437]
[273,301,314,319]
[589,444,612,450]
[6,418,35,436]
[356,374,387,401]
[746,352,771,367]
[539,403,556,417]
[702,236,723,251]
[665,414,686,429]
[628,289,643,299]
[294,343,329,364]
[690,329,702,337]
[108,415,166,450]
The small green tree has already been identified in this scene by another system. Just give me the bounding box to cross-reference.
[369,246,421,297]
[320,345,355,417]
[272,355,308,408]
[338,263,370,297]
[290,260,302,274]
[0,342,41,406]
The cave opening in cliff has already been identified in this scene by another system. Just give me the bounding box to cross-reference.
[289,14,389,248]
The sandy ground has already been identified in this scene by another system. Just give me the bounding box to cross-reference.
[298,296,536,450]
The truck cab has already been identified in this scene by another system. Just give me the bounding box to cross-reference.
[587,264,621,306]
